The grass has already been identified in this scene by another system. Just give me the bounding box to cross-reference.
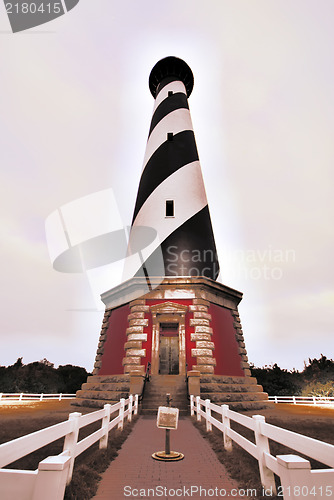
[1,401,333,499]
[64,418,137,499]
[0,400,138,499]
[193,404,334,500]
[0,400,83,470]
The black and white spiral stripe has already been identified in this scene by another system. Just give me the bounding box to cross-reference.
[129,64,220,280]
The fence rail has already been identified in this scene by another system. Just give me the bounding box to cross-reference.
[268,395,334,405]
[0,393,76,402]
[191,395,334,500]
[0,394,138,500]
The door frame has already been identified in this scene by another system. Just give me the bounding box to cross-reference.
[150,302,188,376]
[159,330,179,375]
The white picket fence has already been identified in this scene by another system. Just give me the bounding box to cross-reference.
[191,395,334,500]
[269,395,334,405]
[0,394,138,500]
[0,393,76,402]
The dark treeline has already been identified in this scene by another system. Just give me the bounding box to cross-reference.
[250,354,334,396]
[0,358,90,394]
[1,355,333,396]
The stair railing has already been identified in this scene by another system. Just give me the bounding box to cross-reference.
[185,363,190,400]
[139,362,151,402]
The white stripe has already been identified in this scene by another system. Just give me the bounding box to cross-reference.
[143,108,193,169]
[129,161,207,259]
[153,81,187,112]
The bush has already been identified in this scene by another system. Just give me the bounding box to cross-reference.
[250,355,334,396]
[0,358,90,394]
[250,363,301,396]
[301,380,334,398]
[302,355,334,383]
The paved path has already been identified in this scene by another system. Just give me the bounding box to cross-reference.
[93,416,249,500]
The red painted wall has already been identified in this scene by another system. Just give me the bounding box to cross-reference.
[97,299,244,377]
[209,303,244,377]
[98,304,130,375]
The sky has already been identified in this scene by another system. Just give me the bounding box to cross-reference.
[0,0,333,372]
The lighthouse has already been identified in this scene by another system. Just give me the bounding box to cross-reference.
[128,56,219,281]
[74,57,268,411]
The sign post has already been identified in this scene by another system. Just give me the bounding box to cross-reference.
[152,394,184,461]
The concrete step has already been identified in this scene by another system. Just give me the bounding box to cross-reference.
[142,407,188,413]
[74,373,132,409]
[142,394,187,399]
[146,387,187,394]
[142,392,187,399]
[200,383,263,394]
[147,375,186,386]
[142,396,187,404]
[200,375,257,385]
[140,407,189,416]
[72,398,119,408]
[142,406,188,412]
[142,402,188,410]
[140,374,188,415]
[144,382,187,389]
[200,391,268,403]
[76,390,130,400]
[197,374,268,410]
[86,375,130,384]
[81,382,130,392]
[223,400,272,411]
[145,386,187,397]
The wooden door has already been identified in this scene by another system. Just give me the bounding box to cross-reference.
[159,323,179,375]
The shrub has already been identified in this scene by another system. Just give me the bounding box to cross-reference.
[301,380,334,398]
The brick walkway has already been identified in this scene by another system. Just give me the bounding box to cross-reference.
[92,416,249,500]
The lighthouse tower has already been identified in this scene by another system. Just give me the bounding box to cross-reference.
[129,56,219,281]
[74,57,268,411]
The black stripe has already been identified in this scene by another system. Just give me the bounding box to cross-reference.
[135,206,220,280]
[132,130,199,222]
[155,76,179,97]
[149,93,189,136]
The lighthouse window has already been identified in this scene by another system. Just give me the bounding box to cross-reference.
[165,200,174,217]
[167,132,174,141]
[168,91,173,97]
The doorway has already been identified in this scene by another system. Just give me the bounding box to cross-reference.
[150,302,188,376]
[159,323,179,375]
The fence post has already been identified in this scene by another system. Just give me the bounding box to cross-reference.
[252,415,277,493]
[205,399,212,432]
[190,395,194,416]
[277,455,311,500]
[221,404,232,451]
[40,393,44,402]
[134,394,138,416]
[292,396,296,404]
[59,393,62,401]
[62,411,81,484]
[99,404,111,449]
[0,393,2,401]
[118,398,125,430]
[312,396,316,405]
[128,395,133,422]
[196,396,201,421]
[274,396,278,404]
[32,454,71,500]
[19,393,23,401]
